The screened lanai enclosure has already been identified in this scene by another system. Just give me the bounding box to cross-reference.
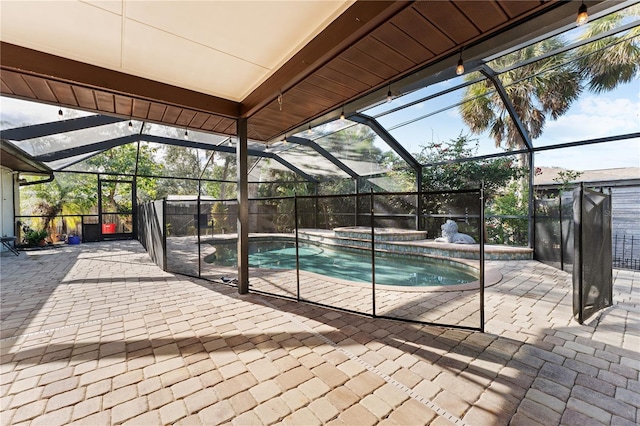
[2,1,639,329]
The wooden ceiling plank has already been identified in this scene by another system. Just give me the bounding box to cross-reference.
[499,1,543,18]
[306,75,359,99]
[262,105,311,122]
[147,103,167,121]
[326,57,382,88]
[296,81,347,104]
[22,75,57,103]
[456,1,508,32]
[413,1,480,44]
[315,65,371,93]
[72,86,98,110]
[371,23,432,65]
[260,105,324,125]
[2,73,36,99]
[247,129,262,140]
[287,87,335,109]
[48,81,80,107]
[189,112,211,129]
[340,47,398,80]
[222,124,236,137]
[248,126,279,141]
[132,99,151,119]
[94,92,115,113]
[214,118,236,134]
[392,8,455,54]
[251,115,312,137]
[176,109,197,127]
[162,106,182,124]
[251,111,303,133]
[114,95,133,117]
[202,115,224,131]
[1,78,15,95]
[355,37,414,72]
[247,121,283,141]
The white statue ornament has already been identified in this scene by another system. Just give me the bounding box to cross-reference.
[434,220,475,244]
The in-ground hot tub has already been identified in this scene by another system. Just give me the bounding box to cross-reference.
[298,228,533,261]
[334,226,427,241]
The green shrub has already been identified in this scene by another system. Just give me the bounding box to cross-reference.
[24,228,48,246]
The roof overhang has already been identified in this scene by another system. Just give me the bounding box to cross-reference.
[0,139,52,175]
[1,1,610,143]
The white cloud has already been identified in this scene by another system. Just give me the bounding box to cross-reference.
[540,94,640,144]
[536,139,640,170]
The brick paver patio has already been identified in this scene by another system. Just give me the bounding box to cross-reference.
[1,240,638,425]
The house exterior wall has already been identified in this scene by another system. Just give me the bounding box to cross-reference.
[611,186,640,267]
[0,166,17,250]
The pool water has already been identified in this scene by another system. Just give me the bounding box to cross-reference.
[205,240,476,287]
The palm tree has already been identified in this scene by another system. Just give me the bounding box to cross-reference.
[458,6,639,212]
[459,37,582,156]
[574,5,640,93]
[459,5,639,153]
[31,173,97,239]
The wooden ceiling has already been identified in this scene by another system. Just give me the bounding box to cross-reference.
[1,1,587,143]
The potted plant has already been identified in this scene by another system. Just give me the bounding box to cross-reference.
[24,228,48,247]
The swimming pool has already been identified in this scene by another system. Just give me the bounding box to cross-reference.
[203,239,477,287]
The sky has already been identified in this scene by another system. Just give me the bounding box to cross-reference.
[363,75,640,172]
[359,2,640,172]
[533,83,640,170]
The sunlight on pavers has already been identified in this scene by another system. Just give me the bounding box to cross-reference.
[1,241,638,425]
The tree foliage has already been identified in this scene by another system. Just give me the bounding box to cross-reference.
[84,143,161,209]
[575,5,640,93]
[416,134,527,194]
[486,180,529,245]
[155,146,203,198]
[459,6,639,150]
[20,172,97,238]
[460,39,582,150]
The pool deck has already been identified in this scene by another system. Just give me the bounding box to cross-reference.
[1,240,639,425]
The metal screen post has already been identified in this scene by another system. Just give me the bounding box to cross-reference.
[577,183,584,324]
[479,185,485,332]
[528,153,534,248]
[237,118,249,294]
[314,183,319,229]
[559,192,564,271]
[370,190,376,317]
[416,168,423,230]
[133,140,141,240]
[132,177,138,240]
[162,198,167,272]
[355,179,360,226]
[97,175,103,242]
[294,194,300,301]
[197,183,201,278]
